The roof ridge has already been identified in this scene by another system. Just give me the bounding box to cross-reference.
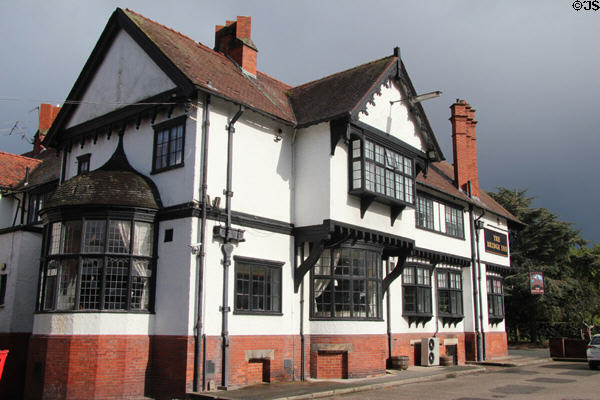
[291,55,396,92]
[123,9,235,66]
[0,150,42,164]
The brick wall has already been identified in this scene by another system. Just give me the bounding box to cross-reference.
[149,335,194,399]
[24,335,151,400]
[484,331,508,359]
[0,332,31,399]
[308,334,387,379]
[391,332,469,366]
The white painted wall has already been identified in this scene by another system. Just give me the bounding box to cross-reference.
[0,194,20,229]
[0,230,42,333]
[33,313,152,335]
[66,30,176,128]
[293,123,331,227]
[64,105,198,208]
[202,219,297,336]
[358,80,426,152]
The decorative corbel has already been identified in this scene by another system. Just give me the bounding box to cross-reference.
[382,247,411,295]
[294,239,326,293]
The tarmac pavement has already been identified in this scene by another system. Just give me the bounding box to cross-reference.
[187,348,552,400]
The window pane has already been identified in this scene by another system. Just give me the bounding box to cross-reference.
[43,260,59,310]
[131,259,151,310]
[236,264,250,310]
[404,178,414,203]
[104,257,129,310]
[404,157,412,176]
[365,141,374,160]
[375,144,385,164]
[49,223,62,254]
[385,170,394,197]
[352,160,362,189]
[133,222,153,256]
[437,272,447,288]
[365,162,375,191]
[334,278,351,317]
[108,220,131,254]
[82,220,106,253]
[63,220,82,253]
[395,173,404,200]
[375,166,385,194]
[352,139,361,158]
[403,267,414,284]
[314,278,332,317]
[80,258,102,310]
[251,266,266,310]
[57,259,78,310]
[404,286,416,312]
[315,251,331,276]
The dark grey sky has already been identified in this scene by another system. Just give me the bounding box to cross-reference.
[1,1,598,244]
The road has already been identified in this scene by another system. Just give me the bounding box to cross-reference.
[328,361,599,400]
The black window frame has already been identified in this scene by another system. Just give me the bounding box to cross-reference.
[350,136,415,206]
[487,275,504,321]
[27,192,46,225]
[233,256,283,315]
[310,244,383,321]
[402,264,433,317]
[38,213,156,313]
[436,269,463,318]
[77,153,91,175]
[151,115,186,174]
[414,193,465,239]
[416,196,434,230]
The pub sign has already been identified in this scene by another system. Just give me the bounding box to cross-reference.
[530,272,544,294]
[484,229,508,257]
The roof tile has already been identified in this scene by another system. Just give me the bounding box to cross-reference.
[0,151,42,189]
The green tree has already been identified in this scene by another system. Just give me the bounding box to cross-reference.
[489,188,598,342]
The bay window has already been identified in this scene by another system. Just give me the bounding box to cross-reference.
[40,216,154,312]
[351,138,414,205]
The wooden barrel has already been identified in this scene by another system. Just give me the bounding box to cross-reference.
[390,356,409,370]
[439,355,453,366]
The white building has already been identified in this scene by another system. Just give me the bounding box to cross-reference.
[4,8,521,400]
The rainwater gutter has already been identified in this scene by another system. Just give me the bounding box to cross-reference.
[220,105,244,389]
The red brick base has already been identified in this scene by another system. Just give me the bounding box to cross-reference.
[0,332,31,399]
[484,331,508,359]
[391,332,470,366]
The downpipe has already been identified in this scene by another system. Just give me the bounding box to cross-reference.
[220,106,244,389]
[194,94,211,392]
[468,181,483,361]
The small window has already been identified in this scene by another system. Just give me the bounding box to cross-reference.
[445,206,464,238]
[77,154,91,175]
[416,196,434,230]
[487,276,504,320]
[437,269,463,317]
[27,192,46,224]
[234,257,283,314]
[153,116,186,173]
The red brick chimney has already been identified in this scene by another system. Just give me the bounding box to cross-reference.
[450,99,479,197]
[214,16,258,76]
[33,103,61,155]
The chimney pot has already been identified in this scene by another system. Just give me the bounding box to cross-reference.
[214,16,257,76]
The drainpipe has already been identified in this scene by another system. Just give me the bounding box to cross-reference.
[468,181,483,361]
[474,212,487,360]
[300,273,305,381]
[194,93,211,392]
[386,258,393,364]
[220,105,244,389]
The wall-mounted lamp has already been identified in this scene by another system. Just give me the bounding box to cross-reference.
[390,91,442,106]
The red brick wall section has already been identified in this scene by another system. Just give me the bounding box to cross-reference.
[308,334,387,379]
[149,335,194,399]
[0,332,31,399]
[314,352,348,379]
[24,335,151,400]
[485,331,508,359]
[391,333,470,366]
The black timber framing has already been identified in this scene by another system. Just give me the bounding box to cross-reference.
[293,219,414,293]
[485,262,512,276]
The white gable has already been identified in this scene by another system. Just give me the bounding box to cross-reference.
[357,80,426,152]
[66,30,176,128]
